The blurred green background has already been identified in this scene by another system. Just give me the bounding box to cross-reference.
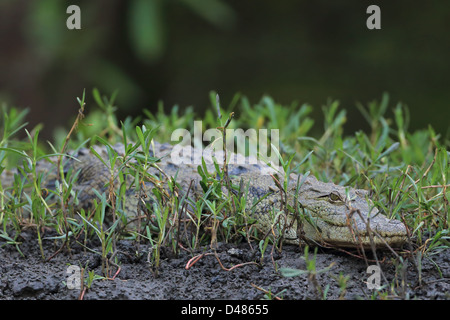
[0,0,449,140]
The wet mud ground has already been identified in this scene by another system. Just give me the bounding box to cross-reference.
[0,230,449,300]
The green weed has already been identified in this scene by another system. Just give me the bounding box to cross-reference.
[0,90,448,295]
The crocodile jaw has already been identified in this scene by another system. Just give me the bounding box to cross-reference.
[299,216,408,248]
[286,175,408,248]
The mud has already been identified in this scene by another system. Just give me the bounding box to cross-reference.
[0,230,449,300]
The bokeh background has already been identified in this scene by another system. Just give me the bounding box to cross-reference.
[1,0,449,140]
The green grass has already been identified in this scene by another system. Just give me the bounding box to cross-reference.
[0,90,449,292]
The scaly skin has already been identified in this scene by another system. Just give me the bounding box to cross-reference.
[1,141,408,248]
[238,173,407,248]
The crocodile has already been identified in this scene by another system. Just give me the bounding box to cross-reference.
[1,141,408,249]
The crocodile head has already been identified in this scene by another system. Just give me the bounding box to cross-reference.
[240,173,408,249]
[295,174,408,248]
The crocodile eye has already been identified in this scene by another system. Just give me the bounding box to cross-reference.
[329,192,342,202]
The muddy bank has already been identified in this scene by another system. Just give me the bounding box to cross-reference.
[0,231,449,300]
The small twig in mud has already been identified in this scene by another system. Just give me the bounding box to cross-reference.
[250,283,283,300]
[212,251,259,271]
[185,251,259,271]
[185,253,208,270]
[324,245,386,263]
[78,287,87,300]
[413,278,450,291]
[78,267,86,300]
[107,250,122,280]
